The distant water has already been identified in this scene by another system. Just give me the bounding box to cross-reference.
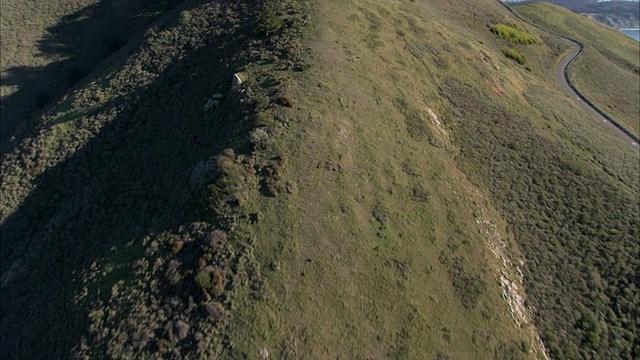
[620,29,640,42]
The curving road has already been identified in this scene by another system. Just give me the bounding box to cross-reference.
[555,42,639,149]
[495,0,639,150]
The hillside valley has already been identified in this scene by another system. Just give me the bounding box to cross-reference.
[1,0,638,359]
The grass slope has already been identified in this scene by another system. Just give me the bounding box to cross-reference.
[1,0,638,359]
[224,1,543,358]
[522,0,640,29]
[515,2,640,137]
[229,0,639,358]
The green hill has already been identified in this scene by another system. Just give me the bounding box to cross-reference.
[1,0,638,359]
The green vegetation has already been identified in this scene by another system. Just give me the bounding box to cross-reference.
[195,268,226,297]
[257,3,284,34]
[490,22,536,66]
[502,48,527,64]
[440,77,639,359]
[491,23,537,44]
[0,0,309,357]
[1,0,638,359]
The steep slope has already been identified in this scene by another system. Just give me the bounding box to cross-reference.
[224,1,548,358]
[1,0,638,359]
[229,0,639,358]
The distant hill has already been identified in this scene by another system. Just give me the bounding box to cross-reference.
[515,2,640,135]
[516,0,640,29]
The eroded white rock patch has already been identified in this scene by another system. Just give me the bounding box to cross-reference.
[476,218,549,360]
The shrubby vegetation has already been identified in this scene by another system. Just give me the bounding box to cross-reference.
[257,3,284,34]
[2,0,636,358]
[490,22,535,67]
[502,48,527,64]
[0,0,183,155]
[440,79,639,360]
[0,0,309,358]
[491,23,537,45]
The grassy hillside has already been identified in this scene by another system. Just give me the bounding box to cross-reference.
[1,0,638,359]
[224,0,551,357]
[515,2,640,137]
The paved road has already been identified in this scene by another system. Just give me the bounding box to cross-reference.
[555,42,639,150]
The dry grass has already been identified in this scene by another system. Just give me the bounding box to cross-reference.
[223,0,550,358]
[225,1,638,359]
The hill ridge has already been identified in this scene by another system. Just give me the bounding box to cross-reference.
[1,0,638,359]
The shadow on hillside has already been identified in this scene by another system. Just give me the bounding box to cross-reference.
[0,1,261,357]
[0,0,181,156]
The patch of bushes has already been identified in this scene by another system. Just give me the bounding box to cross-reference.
[253,111,275,127]
[195,267,226,298]
[491,23,537,45]
[0,0,309,357]
[260,155,289,197]
[204,149,257,217]
[257,4,283,34]
[439,79,640,359]
[1,0,184,156]
[502,48,527,65]
[411,184,430,202]
[440,253,487,309]
[1,0,308,357]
